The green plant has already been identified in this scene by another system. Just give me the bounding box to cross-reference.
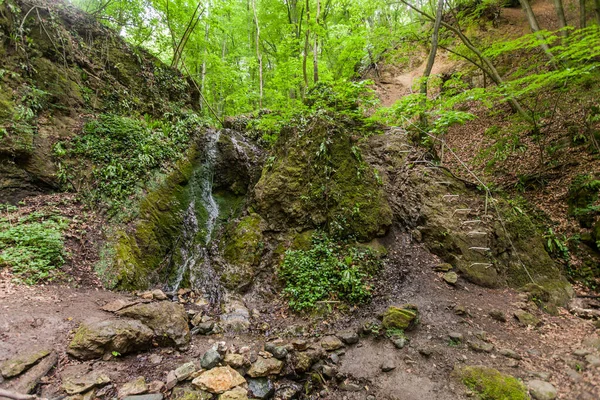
[279,231,382,311]
[0,207,68,284]
[543,228,569,261]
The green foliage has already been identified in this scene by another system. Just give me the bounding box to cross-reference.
[279,231,382,311]
[57,112,205,214]
[0,206,68,284]
[543,228,569,261]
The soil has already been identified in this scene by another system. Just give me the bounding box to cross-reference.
[1,226,599,399]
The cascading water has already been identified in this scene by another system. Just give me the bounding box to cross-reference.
[166,129,222,304]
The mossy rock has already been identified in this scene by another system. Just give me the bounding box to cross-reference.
[453,365,528,400]
[254,116,392,241]
[567,174,600,228]
[382,304,419,331]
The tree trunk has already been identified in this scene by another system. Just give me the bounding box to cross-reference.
[252,0,263,108]
[518,0,557,66]
[303,0,310,91]
[313,0,320,83]
[420,0,444,97]
[400,0,531,122]
[552,0,568,38]
[595,0,600,25]
[580,0,587,27]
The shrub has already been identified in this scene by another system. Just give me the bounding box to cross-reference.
[278,231,382,311]
[0,206,68,284]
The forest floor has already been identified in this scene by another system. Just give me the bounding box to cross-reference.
[1,204,599,399]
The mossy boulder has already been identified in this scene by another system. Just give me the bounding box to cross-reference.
[382,304,419,331]
[67,319,154,360]
[567,174,599,228]
[453,365,528,400]
[254,115,392,241]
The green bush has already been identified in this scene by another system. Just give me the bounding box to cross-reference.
[0,207,68,284]
[279,231,382,311]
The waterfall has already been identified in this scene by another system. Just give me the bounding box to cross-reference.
[166,130,222,304]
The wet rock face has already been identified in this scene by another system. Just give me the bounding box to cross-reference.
[115,301,190,348]
[214,130,264,196]
[67,319,154,360]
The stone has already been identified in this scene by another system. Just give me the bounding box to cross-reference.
[582,336,600,351]
[530,371,551,381]
[320,336,344,351]
[123,395,163,400]
[147,381,165,394]
[247,357,284,377]
[219,299,251,333]
[499,349,522,360]
[565,367,582,382]
[339,382,361,392]
[201,349,223,369]
[514,310,541,327]
[381,360,395,372]
[572,348,590,357]
[433,263,453,272]
[175,362,197,381]
[273,381,301,400]
[247,378,274,399]
[119,377,148,398]
[336,330,359,345]
[3,351,57,395]
[264,343,288,360]
[489,310,507,322]
[149,354,163,365]
[192,322,215,335]
[391,336,407,349]
[453,366,528,399]
[116,302,190,348]
[418,347,433,357]
[474,331,488,342]
[219,386,248,400]
[585,354,600,367]
[151,289,168,300]
[291,340,308,351]
[166,370,178,391]
[291,350,323,374]
[102,299,140,312]
[62,372,111,395]
[0,349,51,378]
[443,271,458,285]
[322,365,337,378]
[527,380,557,400]
[454,305,469,316]
[172,387,212,400]
[67,319,153,360]
[224,354,248,369]
[192,366,246,394]
[448,332,463,342]
[467,340,494,353]
[382,304,419,331]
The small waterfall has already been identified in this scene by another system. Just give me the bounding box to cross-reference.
[166,130,222,304]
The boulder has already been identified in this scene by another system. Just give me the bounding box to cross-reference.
[382,305,419,331]
[116,302,190,348]
[453,366,528,400]
[247,357,284,377]
[219,299,251,333]
[67,319,153,360]
[224,354,248,369]
[248,378,274,399]
[192,366,246,394]
[201,349,223,369]
[62,372,111,395]
[527,380,557,400]
[514,310,541,327]
[320,336,344,351]
[119,377,148,398]
[172,386,213,400]
[336,330,359,345]
[219,386,248,400]
[0,349,51,378]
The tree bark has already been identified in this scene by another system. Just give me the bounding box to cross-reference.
[252,0,263,107]
[313,0,320,83]
[595,0,600,25]
[420,0,444,97]
[580,0,587,27]
[552,0,568,38]
[518,0,557,66]
[303,0,310,91]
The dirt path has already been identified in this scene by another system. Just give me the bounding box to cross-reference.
[1,230,599,399]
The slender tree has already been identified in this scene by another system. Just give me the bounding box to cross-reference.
[518,0,557,66]
[313,0,320,83]
[552,0,569,39]
[580,0,587,27]
[252,0,263,107]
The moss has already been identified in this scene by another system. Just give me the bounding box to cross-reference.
[221,213,264,289]
[454,366,528,400]
[254,116,392,241]
[567,174,600,228]
[382,305,419,331]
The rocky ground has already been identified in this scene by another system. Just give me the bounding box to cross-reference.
[1,226,600,400]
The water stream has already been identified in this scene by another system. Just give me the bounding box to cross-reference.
[166,129,222,304]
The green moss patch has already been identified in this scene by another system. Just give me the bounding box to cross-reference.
[454,365,528,400]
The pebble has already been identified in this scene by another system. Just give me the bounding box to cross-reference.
[381,360,396,372]
[527,380,557,400]
[488,309,507,322]
[499,349,521,360]
[585,354,600,367]
[448,332,463,342]
[572,348,590,357]
[200,348,222,369]
[336,330,359,345]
